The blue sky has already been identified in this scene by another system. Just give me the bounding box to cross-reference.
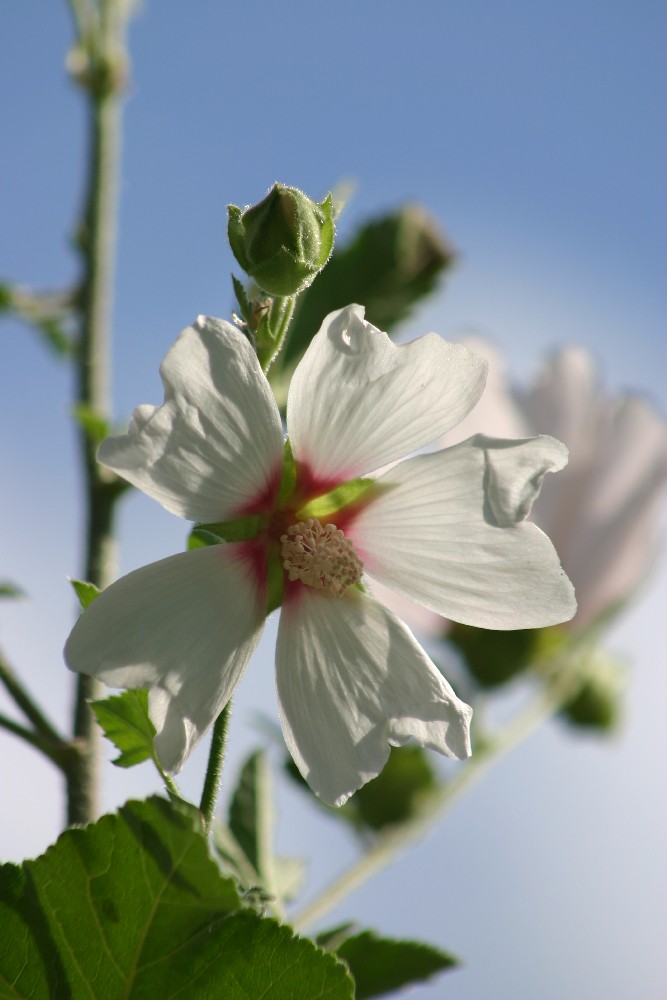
[2,2,666,998]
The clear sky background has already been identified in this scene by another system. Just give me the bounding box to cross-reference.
[2,2,666,998]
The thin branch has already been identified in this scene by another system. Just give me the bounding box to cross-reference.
[0,712,78,771]
[0,650,67,746]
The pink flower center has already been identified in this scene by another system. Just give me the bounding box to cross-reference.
[280,518,363,596]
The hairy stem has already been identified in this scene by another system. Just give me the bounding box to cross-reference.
[67,8,129,827]
[200,703,233,834]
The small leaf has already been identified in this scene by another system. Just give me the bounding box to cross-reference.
[559,652,623,732]
[69,577,101,610]
[192,514,261,543]
[213,821,262,888]
[232,273,252,325]
[229,750,274,892]
[187,527,219,549]
[271,856,305,903]
[71,403,110,446]
[0,580,25,600]
[296,477,379,520]
[35,319,73,357]
[349,745,438,831]
[278,438,297,502]
[320,928,458,999]
[286,745,439,833]
[91,690,156,767]
[266,548,285,615]
[450,622,546,688]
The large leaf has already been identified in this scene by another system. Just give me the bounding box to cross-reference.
[318,927,458,999]
[280,204,455,369]
[0,796,354,999]
[91,689,156,767]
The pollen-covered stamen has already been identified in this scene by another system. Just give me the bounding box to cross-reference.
[281,518,363,596]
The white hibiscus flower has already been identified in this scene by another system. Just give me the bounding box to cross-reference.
[65,305,575,805]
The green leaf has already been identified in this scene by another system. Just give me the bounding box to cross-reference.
[71,403,111,446]
[449,622,553,688]
[91,690,156,767]
[191,514,261,544]
[278,438,297,502]
[69,577,101,609]
[229,750,274,891]
[286,745,439,833]
[232,273,252,325]
[280,204,455,369]
[347,745,439,831]
[0,581,25,600]
[213,820,263,888]
[266,547,285,615]
[326,930,458,999]
[0,796,354,999]
[36,319,73,357]
[271,855,306,903]
[215,824,304,905]
[559,652,623,733]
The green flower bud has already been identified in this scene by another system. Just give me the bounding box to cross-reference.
[559,652,623,732]
[228,184,335,296]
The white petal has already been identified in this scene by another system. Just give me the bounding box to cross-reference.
[348,436,576,630]
[275,588,472,806]
[286,304,487,486]
[367,577,447,638]
[99,317,284,522]
[64,544,265,772]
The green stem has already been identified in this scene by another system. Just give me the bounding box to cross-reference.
[0,713,76,769]
[0,651,67,747]
[292,649,591,932]
[152,757,184,802]
[262,295,296,373]
[67,0,96,40]
[200,702,233,834]
[67,3,130,828]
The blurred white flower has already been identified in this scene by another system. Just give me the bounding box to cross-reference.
[65,306,575,804]
[444,339,667,630]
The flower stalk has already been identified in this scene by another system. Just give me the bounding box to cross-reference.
[200,702,233,834]
[66,0,132,827]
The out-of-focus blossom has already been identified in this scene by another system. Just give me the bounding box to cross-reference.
[408,339,667,632]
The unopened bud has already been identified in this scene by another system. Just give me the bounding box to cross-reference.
[228,183,335,296]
